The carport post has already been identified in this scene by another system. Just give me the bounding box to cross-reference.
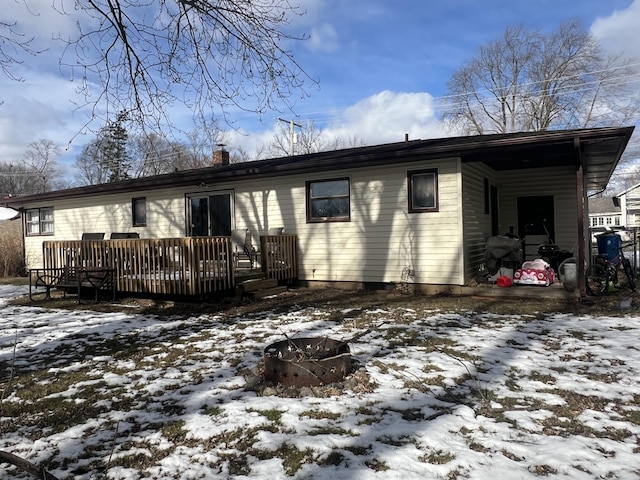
[575,137,587,297]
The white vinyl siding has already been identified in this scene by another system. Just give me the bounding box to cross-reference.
[260,159,463,286]
[22,162,579,288]
[23,191,187,267]
[223,159,462,285]
[462,162,497,282]
[23,157,465,286]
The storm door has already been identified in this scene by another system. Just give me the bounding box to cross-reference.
[187,191,233,237]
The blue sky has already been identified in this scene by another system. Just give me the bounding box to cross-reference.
[1,0,638,178]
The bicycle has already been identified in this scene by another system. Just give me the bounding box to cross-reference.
[585,244,636,296]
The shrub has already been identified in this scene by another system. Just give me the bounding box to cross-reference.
[0,221,24,277]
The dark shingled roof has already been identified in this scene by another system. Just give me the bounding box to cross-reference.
[589,196,620,214]
[6,126,634,207]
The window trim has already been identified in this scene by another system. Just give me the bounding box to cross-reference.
[25,207,54,236]
[132,197,147,227]
[184,189,235,236]
[407,168,439,213]
[305,177,351,223]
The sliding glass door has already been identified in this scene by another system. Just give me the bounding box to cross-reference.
[187,191,233,237]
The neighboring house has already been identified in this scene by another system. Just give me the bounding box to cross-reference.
[5,126,634,296]
[587,196,629,243]
[588,196,623,229]
[616,182,640,230]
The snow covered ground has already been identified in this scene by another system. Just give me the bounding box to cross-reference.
[1,284,639,479]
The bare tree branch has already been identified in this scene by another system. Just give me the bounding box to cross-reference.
[48,0,315,132]
[0,11,44,81]
[442,20,640,134]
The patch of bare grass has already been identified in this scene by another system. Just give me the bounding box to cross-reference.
[420,449,456,464]
[300,409,341,420]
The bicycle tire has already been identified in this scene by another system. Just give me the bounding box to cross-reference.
[586,264,608,296]
[622,259,636,292]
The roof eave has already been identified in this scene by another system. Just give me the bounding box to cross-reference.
[5,126,634,208]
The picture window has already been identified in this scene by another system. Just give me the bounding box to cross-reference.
[306,178,350,223]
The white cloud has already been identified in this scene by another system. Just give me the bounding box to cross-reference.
[225,126,281,159]
[4,1,81,69]
[308,23,339,52]
[290,0,339,52]
[591,0,640,59]
[0,71,91,169]
[225,90,444,159]
[323,91,443,145]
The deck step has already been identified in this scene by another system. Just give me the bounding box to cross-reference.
[237,278,278,293]
[247,285,288,300]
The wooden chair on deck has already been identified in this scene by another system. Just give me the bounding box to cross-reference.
[81,233,105,240]
[232,229,258,269]
[110,232,140,239]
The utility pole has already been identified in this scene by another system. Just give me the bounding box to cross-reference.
[278,118,302,156]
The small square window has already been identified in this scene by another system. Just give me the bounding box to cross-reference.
[408,169,438,213]
[25,207,53,236]
[306,178,350,223]
[132,197,147,226]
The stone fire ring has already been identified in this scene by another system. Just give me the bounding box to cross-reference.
[263,337,351,387]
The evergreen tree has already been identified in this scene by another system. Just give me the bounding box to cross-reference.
[73,112,132,185]
[99,111,131,183]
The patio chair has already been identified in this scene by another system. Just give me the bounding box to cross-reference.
[232,228,258,269]
[81,232,105,240]
[110,232,140,239]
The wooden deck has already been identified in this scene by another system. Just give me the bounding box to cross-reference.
[41,235,298,297]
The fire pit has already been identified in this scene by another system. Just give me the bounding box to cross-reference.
[263,336,351,387]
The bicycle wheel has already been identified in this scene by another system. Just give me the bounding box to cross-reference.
[586,264,608,296]
[622,259,636,292]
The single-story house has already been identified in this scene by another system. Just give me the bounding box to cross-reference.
[5,126,634,297]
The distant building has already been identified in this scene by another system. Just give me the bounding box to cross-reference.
[616,182,640,229]
[588,195,636,244]
[588,196,622,229]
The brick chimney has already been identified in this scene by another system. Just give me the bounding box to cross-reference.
[213,146,230,166]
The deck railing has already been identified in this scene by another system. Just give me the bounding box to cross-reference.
[42,237,233,296]
[41,235,298,296]
[260,234,299,282]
